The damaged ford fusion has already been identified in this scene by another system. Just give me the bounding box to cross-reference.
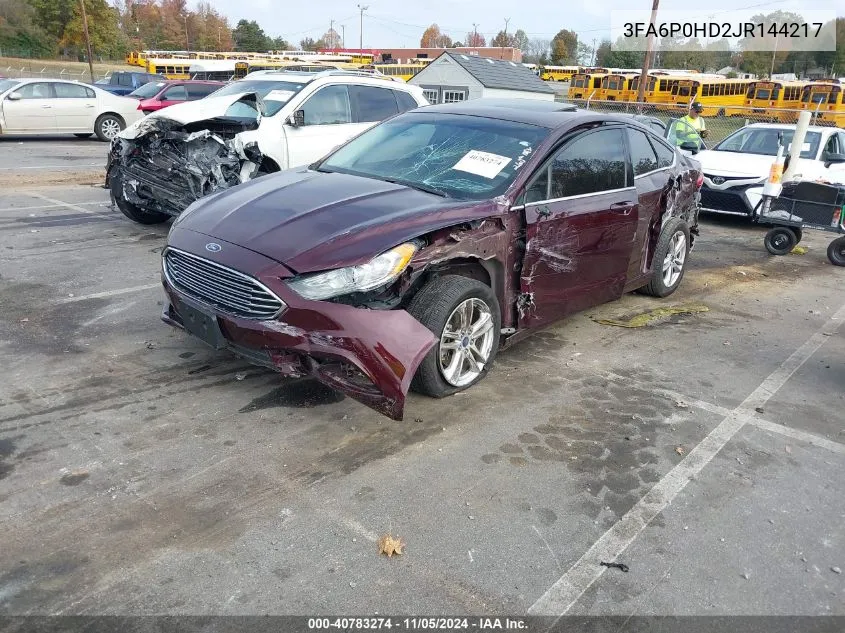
[161,101,702,420]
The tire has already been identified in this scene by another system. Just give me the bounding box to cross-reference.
[95,113,125,142]
[827,236,845,267]
[640,217,690,298]
[74,133,93,139]
[406,275,501,398]
[109,166,170,225]
[792,227,803,243]
[764,227,797,256]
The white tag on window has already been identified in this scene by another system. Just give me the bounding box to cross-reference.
[453,150,512,179]
[265,90,294,102]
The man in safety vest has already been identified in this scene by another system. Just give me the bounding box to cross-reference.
[673,102,709,148]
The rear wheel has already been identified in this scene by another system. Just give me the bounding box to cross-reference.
[640,218,690,298]
[95,114,125,142]
[764,227,798,256]
[109,166,170,225]
[406,275,501,398]
[827,236,845,266]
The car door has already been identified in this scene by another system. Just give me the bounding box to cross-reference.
[284,84,360,168]
[625,126,672,284]
[2,82,57,132]
[52,82,97,131]
[518,126,639,328]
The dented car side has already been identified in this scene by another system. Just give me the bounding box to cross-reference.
[161,106,701,420]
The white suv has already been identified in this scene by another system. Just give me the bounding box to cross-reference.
[107,70,429,224]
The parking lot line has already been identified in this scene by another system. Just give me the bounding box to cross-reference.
[528,301,845,617]
[29,192,107,215]
[749,418,845,456]
[57,283,162,304]
[0,202,105,213]
[0,164,101,171]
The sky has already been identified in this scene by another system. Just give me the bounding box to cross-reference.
[211,0,844,49]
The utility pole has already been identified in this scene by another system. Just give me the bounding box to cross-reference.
[472,23,479,47]
[769,34,778,78]
[502,17,511,59]
[79,0,95,82]
[357,4,368,54]
[184,15,189,52]
[341,25,345,48]
[636,0,660,107]
[330,19,334,49]
[591,38,596,65]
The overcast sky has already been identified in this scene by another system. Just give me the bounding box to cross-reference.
[211,0,844,48]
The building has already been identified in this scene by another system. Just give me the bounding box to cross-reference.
[408,52,555,104]
[321,47,523,63]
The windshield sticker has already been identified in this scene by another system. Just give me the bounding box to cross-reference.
[453,150,512,179]
[265,89,295,102]
[513,146,534,171]
[787,142,812,153]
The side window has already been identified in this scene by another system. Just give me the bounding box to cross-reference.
[627,128,659,176]
[53,83,91,98]
[163,85,188,101]
[394,89,418,112]
[187,84,218,99]
[301,85,352,125]
[349,85,399,123]
[652,137,676,168]
[549,128,627,198]
[16,82,53,99]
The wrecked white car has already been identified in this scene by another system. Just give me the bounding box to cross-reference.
[106,72,429,224]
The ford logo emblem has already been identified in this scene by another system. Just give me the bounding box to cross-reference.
[205,243,222,253]
[711,176,725,185]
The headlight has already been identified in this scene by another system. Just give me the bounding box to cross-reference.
[286,243,417,301]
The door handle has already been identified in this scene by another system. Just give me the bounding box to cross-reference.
[610,202,634,215]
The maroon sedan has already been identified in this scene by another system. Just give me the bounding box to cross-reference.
[127,80,224,113]
[161,101,702,419]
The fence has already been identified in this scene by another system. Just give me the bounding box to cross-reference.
[1,66,111,82]
[555,97,843,144]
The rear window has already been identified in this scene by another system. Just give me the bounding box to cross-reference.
[129,82,166,99]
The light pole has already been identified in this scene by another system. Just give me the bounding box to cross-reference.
[636,0,660,107]
[357,4,368,53]
[502,17,511,59]
[79,0,95,81]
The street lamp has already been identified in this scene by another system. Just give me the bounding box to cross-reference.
[357,4,368,53]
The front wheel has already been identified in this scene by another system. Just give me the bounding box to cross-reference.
[827,236,845,266]
[95,114,125,142]
[109,167,170,225]
[764,227,798,256]
[640,218,690,297]
[406,275,501,398]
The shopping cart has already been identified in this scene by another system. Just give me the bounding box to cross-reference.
[753,180,845,266]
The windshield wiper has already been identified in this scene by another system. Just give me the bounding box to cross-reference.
[378,177,448,197]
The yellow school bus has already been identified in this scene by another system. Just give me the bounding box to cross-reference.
[372,63,428,81]
[595,73,639,101]
[630,74,693,107]
[740,80,806,122]
[568,72,608,99]
[667,77,753,115]
[801,81,844,127]
[145,59,192,79]
[540,65,579,81]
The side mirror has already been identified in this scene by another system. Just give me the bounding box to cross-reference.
[6,92,21,101]
[823,152,845,168]
[289,109,305,127]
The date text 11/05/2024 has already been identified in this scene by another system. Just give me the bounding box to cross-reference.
[623,21,824,39]
[307,617,528,630]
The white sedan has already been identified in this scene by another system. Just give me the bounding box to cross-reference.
[0,78,144,141]
[695,123,845,216]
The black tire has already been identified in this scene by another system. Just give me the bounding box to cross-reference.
[73,133,93,139]
[827,236,845,267]
[95,113,125,142]
[109,167,170,225]
[406,275,501,398]
[764,227,798,256]
[793,227,803,243]
[640,217,690,298]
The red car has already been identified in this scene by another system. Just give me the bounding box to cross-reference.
[161,101,703,420]
[127,80,224,113]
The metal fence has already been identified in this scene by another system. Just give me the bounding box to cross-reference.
[556,98,842,144]
[1,65,111,82]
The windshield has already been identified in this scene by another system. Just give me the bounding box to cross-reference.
[0,79,21,94]
[129,82,166,99]
[318,112,551,200]
[209,79,308,116]
[714,127,821,159]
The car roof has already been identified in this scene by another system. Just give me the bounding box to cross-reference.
[419,101,630,128]
[745,122,833,133]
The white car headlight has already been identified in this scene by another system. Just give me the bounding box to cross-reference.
[287,243,417,301]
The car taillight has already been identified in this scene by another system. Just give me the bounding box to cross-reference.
[137,102,143,110]
[696,174,704,189]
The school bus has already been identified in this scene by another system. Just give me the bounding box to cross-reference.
[372,63,429,81]
[801,81,844,127]
[629,74,697,107]
[568,72,608,99]
[540,65,579,81]
[145,59,192,79]
[740,80,806,122]
[595,73,640,101]
[666,77,752,115]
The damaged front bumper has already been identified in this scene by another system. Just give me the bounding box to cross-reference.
[107,117,262,218]
[161,231,437,420]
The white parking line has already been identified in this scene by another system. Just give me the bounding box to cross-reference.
[58,284,161,304]
[750,418,845,455]
[29,192,107,215]
[0,202,105,212]
[528,301,845,617]
[0,164,101,171]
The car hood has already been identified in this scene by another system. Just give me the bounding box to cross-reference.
[695,150,775,178]
[173,169,491,274]
[119,92,261,138]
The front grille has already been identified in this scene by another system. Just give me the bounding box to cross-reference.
[700,188,753,215]
[164,248,285,320]
[703,174,756,183]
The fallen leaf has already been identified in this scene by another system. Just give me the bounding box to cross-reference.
[593,304,709,328]
[377,533,405,558]
[675,446,686,455]
[790,246,808,255]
